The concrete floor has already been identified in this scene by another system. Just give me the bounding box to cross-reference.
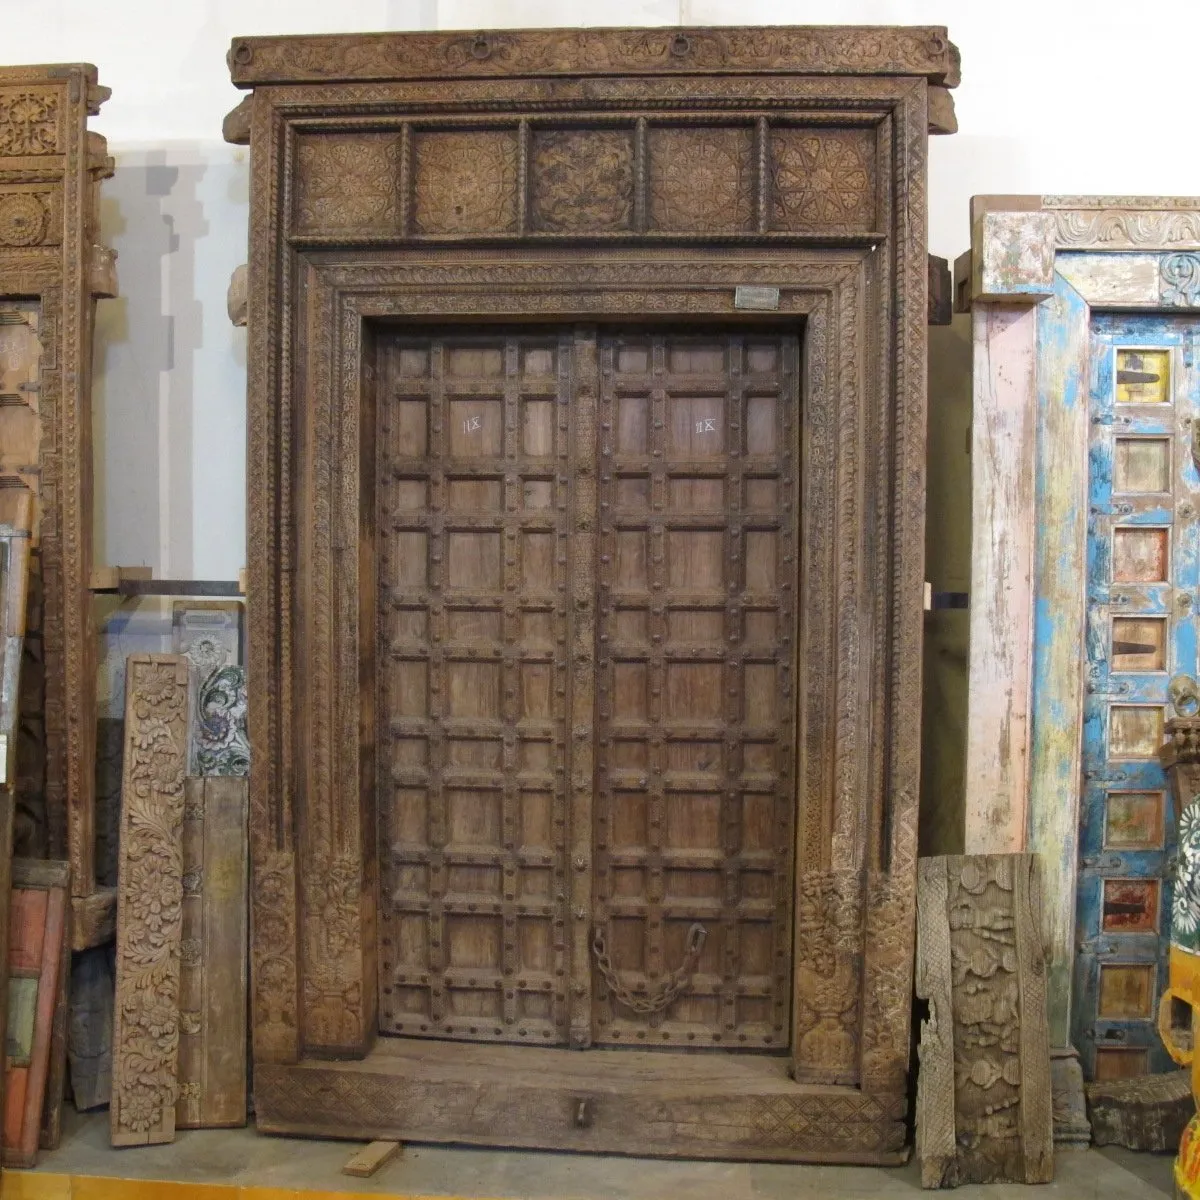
[23,1109,1177,1198]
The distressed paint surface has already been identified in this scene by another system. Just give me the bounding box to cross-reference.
[1029,273,1090,1049]
[1072,312,1200,1078]
[1057,253,1161,308]
[973,210,1057,302]
[965,304,1037,853]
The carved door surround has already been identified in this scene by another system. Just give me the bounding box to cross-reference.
[0,65,116,940]
[228,25,957,1161]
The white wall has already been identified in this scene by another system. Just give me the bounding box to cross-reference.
[5,0,1200,578]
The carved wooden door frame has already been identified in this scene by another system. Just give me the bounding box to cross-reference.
[0,66,115,935]
[229,26,956,1162]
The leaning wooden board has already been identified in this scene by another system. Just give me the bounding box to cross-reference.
[0,521,33,1156]
[3,858,69,1168]
[176,777,248,1128]
[110,654,189,1147]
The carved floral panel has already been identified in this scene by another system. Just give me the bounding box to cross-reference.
[0,188,58,249]
[532,129,633,233]
[648,126,754,233]
[413,129,518,236]
[295,133,401,233]
[0,89,60,157]
[770,128,876,234]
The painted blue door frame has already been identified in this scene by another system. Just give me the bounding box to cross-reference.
[1074,314,1200,1079]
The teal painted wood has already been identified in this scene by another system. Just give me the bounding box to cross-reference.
[1072,312,1200,1079]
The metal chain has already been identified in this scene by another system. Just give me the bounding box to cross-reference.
[591,922,707,1015]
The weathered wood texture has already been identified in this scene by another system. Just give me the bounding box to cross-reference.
[67,942,113,1111]
[176,777,248,1128]
[915,854,1053,1187]
[0,66,115,897]
[1049,1047,1091,1148]
[38,862,71,1150]
[110,654,189,1147]
[1086,1069,1193,1151]
[341,1139,401,1178]
[964,304,1037,856]
[3,857,68,1168]
[232,24,953,1160]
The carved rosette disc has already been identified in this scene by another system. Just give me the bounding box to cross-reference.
[772,132,874,231]
[0,193,47,247]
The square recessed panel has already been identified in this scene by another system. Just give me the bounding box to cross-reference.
[447,477,502,511]
[392,532,428,588]
[1116,348,1171,404]
[1097,963,1155,1018]
[612,662,648,719]
[666,663,723,720]
[446,916,501,969]
[665,793,721,851]
[447,661,501,718]
[669,478,725,511]
[447,345,504,378]
[1111,617,1167,672]
[669,397,725,456]
[668,530,724,589]
[1112,528,1168,583]
[522,532,555,591]
[392,479,428,510]
[1114,438,1171,494]
[1104,791,1164,850]
[447,531,501,589]
[617,396,649,453]
[746,396,778,455]
[1093,1048,1151,1081]
[449,399,502,457]
[1102,879,1160,933]
[447,788,501,847]
[611,792,648,847]
[1109,705,1164,759]
[616,531,647,590]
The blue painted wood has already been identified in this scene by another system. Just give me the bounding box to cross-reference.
[1073,312,1200,1078]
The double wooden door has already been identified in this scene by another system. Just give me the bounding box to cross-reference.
[376,326,798,1054]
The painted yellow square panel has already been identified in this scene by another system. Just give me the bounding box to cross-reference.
[1093,1046,1151,1081]
[1104,791,1164,849]
[1097,963,1155,1018]
[1109,705,1164,759]
[1112,527,1168,582]
[1116,348,1171,404]
[1111,616,1166,672]
[1114,438,1171,493]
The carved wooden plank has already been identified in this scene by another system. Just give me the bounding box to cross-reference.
[176,777,248,1129]
[1087,1069,1193,1151]
[342,1139,401,1178]
[172,601,247,776]
[3,857,68,1168]
[915,854,1053,1187]
[67,942,113,1111]
[110,654,188,1147]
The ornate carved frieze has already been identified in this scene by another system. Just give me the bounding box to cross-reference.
[413,130,518,236]
[771,127,876,233]
[295,133,400,234]
[647,126,754,233]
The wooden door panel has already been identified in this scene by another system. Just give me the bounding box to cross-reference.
[594,332,797,1050]
[377,332,576,1046]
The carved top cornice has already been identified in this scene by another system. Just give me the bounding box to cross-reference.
[0,63,109,117]
[227,26,960,89]
[959,194,1200,306]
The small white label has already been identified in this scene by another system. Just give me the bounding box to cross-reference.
[734,285,781,311]
[462,414,482,434]
[695,418,717,434]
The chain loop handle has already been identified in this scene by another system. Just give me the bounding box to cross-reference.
[591,922,707,1015]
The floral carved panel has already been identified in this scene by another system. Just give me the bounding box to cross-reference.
[295,133,401,234]
[0,89,60,156]
[413,129,518,235]
[0,188,59,249]
[771,128,877,234]
[532,129,633,233]
[647,126,754,233]
[110,654,189,1147]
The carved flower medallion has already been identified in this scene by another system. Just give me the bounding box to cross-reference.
[771,131,874,232]
[0,91,59,155]
[533,130,633,232]
[0,193,47,246]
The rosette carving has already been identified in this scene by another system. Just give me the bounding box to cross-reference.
[0,193,47,247]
